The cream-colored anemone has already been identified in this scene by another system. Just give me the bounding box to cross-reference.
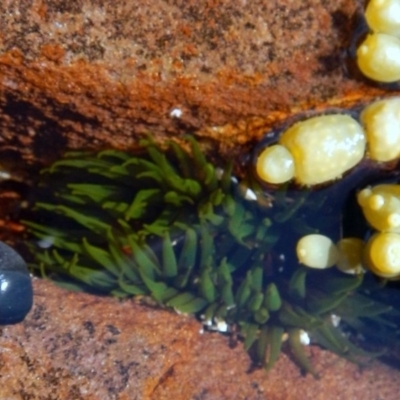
[256,144,295,184]
[357,184,400,233]
[365,0,400,38]
[364,232,400,278]
[279,115,365,185]
[336,237,365,274]
[357,33,400,82]
[360,97,400,161]
[296,234,339,269]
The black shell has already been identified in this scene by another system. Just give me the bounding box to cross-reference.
[0,241,33,325]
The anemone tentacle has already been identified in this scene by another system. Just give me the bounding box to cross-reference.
[23,136,400,375]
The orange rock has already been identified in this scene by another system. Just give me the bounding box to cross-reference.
[0,0,394,170]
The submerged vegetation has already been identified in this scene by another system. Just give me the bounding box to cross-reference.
[23,135,400,377]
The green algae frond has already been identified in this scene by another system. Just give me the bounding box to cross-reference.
[23,136,400,376]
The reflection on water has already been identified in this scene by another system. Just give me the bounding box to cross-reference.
[21,135,400,376]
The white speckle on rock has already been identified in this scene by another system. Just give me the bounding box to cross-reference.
[170,108,183,118]
[200,315,230,333]
[2,77,18,89]
[215,319,229,332]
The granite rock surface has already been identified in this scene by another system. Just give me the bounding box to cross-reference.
[1,278,400,400]
[0,0,392,170]
[1,0,400,399]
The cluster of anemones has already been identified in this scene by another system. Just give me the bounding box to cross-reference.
[296,234,365,275]
[358,184,400,278]
[296,183,400,280]
[256,97,400,186]
[356,0,400,82]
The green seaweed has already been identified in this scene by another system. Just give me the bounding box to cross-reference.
[23,135,400,376]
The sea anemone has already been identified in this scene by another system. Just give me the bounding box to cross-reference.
[296,234,338,269]
[255,114,365,186]
[360,97,400,161]
[357,184,400,233]
[355,0,400,83]
[256,144,294,185]
[23,135,400,376]
[356,33,400,83]
[336,238,365,275]
[255,97,400,187]
[364,232,400,278]
[365,0,400,38]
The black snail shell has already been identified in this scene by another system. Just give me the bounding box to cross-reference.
[0,241,33,325]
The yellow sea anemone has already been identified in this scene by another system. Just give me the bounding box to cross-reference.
[364,232,400,278]
[357,184,400,233]
[365,0,400,38]
[256,144,295,184]
[296,234,339,269]
[357,33,400,82]
[336,237,365,274]
[278,115,365,185]
[360,97,400,161]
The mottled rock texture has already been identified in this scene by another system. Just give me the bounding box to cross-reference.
[1,0,400,398]
[0,0,393,171]
[0,278,399,400]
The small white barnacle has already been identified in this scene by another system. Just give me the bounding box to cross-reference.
[356,33,400,82]
[278,114,365,185]
[360,97,400,161]
[365,0,400,38]
[296,234,339,269]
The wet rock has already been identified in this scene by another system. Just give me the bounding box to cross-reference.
[0,0,388,169]
[1,1,400,398]
[0,278,399,399]
[0,241,33,325]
